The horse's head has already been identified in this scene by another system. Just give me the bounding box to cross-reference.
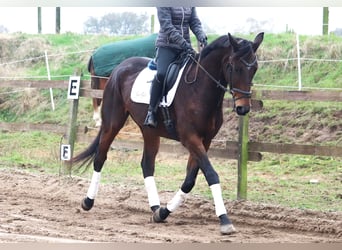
[225,32,264,116]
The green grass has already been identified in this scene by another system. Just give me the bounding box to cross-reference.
[249,100,342,145]
[251,33,342,89]
[0,88,94,125]
[0,131,61,171]
[2,32,342,88]
[247,154,341,211]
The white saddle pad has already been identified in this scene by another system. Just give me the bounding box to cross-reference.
[130,64,186,107]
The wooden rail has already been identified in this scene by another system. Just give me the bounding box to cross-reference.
[252,90,342,102]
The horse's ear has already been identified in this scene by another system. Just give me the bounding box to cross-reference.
[228,33,239,52]
[252,32,264,52]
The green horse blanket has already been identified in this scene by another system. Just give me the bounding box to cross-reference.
[91,33,157,77]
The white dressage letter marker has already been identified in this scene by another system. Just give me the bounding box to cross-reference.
[144,176,160,207]
[60,144,71,161]
[67,76,80,100]
[210,183,227,217]
[87,171,101,199]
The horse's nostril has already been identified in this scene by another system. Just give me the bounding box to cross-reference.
[236,106,250,116]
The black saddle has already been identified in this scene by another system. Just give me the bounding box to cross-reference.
[163,52,189,100]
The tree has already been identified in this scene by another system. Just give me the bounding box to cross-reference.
[83,16,102,34]
[0,24,8,33]
[245,18,273,34]
[84,12,149,35]
[332,28,342,36]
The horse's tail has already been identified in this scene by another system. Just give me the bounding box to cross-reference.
[70,129,101,173]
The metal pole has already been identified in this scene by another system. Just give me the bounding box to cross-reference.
[44,51,55,111]
[296,33,302,91]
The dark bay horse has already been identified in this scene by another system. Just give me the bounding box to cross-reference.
[72,32,264,235]
[88,34,157,127]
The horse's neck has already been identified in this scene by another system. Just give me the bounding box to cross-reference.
[198,51,227,89]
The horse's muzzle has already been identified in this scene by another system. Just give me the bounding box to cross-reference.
[236,106,250,116]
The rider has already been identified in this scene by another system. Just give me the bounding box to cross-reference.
[144,7,208,128]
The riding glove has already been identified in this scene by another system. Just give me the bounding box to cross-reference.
[182,41,196,57]
[198,34,208,47]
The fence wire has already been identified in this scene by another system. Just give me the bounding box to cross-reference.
[0,41,342,90]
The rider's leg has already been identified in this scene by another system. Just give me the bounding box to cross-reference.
[144,47,180,128]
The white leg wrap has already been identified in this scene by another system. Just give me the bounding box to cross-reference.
[93,110,102,127]
[166,189,187,212]
[144,176,160,207]
[210,183,227,217]
[86,171,101,199]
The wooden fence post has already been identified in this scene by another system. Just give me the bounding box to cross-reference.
[237,114,249,200]
[64,70,81,174]
[37,7,42,34]
[56,7,61,34]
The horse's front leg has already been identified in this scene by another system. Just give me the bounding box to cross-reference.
[186,139,236,235]
[151,154,199,222]
[200,156,236,235]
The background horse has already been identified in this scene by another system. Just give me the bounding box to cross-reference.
[88,34,157,127]
[72,32,264,235]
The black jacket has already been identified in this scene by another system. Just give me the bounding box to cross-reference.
[155,7,206,50]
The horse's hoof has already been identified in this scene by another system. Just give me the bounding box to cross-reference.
[151,208,163,223]
[151,207,170,223]
[81,197,94,211]
[220,223,237,235]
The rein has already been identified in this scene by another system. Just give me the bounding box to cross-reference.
[185,50,257,96]
[184,46,257,109]
[185,54,228,92]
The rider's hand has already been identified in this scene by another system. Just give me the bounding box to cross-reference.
[198,34,208,47]
[182,41,196,57]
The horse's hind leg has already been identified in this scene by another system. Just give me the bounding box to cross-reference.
[81,127,116,210]
[140,133,162,215]
[90,73,102,127]
[82,111,129,211]
[92,99,102,127]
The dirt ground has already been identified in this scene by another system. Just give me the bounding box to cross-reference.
[0,167,341,243]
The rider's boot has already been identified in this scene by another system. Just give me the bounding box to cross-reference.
[144,77,163,128]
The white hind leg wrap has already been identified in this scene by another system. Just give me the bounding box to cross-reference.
[144,176,160,207]
[93,110,102,127]
[210,183,227,217]
[87,171,101,199]
[167,189,187,212]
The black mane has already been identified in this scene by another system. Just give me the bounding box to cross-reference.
[200,34,253,59]
[200,35,230,59]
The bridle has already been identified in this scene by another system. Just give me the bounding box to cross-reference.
[226,52,257,102]
[186,45,258,104]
